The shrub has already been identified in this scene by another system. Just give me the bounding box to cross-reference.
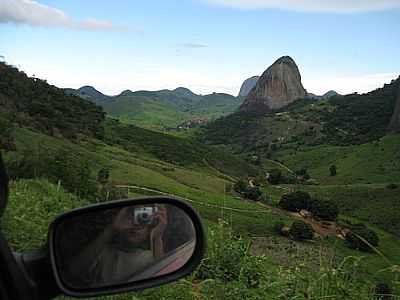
[97,168,110,185]
[386,183,398,190]
[289,221,314,241]
[329,164,337,176]
[295,168,308,176]
[243,187,262,201]
[309,198,339,221]
[196,221,267,287]
[234,180,248,193]
[234,180,262,201]
[268,169,282,184]
[346,225,379,251]
[280,173,298,184]
[273,221,285,235]
[279,191,311,212]
[374,282,393,300]
[295,168,310,180]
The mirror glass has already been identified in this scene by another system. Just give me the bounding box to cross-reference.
[54,203,196,289]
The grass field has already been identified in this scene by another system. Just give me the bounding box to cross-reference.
[276,134,400,185]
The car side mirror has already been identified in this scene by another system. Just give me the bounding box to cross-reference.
[48,196,205,298]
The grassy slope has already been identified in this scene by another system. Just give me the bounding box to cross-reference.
[4,127,283,234]
[103,98,190,130]
[3,128,399,278]
[103,119,259,179]
[2,120,400,298]
[276,134,400,185]
[1,179,89,251]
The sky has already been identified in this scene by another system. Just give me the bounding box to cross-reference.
[0,0,399,96]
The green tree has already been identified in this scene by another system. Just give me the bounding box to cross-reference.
[234,180,248,194]
[273,221,285,235]
[48,149,97,200]
[289,221,314,241]
[329,164,337,176]
[268,169,282,185]
[279,191,311,212]
[309,198,339,221]
[97,168,110,185]
[346,224,379,252]
[374,282,393,300]
[0,115,15,151]
[243,187,262,201]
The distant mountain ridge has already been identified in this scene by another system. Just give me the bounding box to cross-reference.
[66,85,243,130]
[64,85,110,104]
[306,90,340,100]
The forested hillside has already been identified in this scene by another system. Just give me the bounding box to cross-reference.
[201,77,400,150]
[0,62,105,141]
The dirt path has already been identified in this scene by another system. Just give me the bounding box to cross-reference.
[115,184,271,214]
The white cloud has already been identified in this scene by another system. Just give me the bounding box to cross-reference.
[0,0,128,31]
[179,42,209,48]
[205,0,400,12]
[303,72,399,95]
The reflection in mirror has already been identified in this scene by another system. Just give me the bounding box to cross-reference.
[54,203,196,289]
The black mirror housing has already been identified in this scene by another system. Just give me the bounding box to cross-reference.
[48,196,206,298]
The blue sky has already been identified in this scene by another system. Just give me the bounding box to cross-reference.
[0,0,399,95]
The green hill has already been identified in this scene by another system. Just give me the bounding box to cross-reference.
[200,78,400,182]
[67,86,244,130]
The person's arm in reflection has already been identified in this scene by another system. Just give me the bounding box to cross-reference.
[150,206,167,259]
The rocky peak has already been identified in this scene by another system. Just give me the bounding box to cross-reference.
[238,76,260,97]
[239,56,306,113]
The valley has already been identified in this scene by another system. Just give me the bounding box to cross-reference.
[66,86,244,131]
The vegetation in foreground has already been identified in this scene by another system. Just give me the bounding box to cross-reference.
[2,179,399,300]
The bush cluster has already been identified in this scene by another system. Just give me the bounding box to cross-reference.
[345,224,380,251]
[5,147,125,202]
[273,221,285,235]
[386,183,398,190]
[279,191,311,212]
[278,191,339,221]
[267,168,298,185]
[289,220,314,241]
[234,180,262,201]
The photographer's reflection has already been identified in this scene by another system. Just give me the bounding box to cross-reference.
[67,205,167,287]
